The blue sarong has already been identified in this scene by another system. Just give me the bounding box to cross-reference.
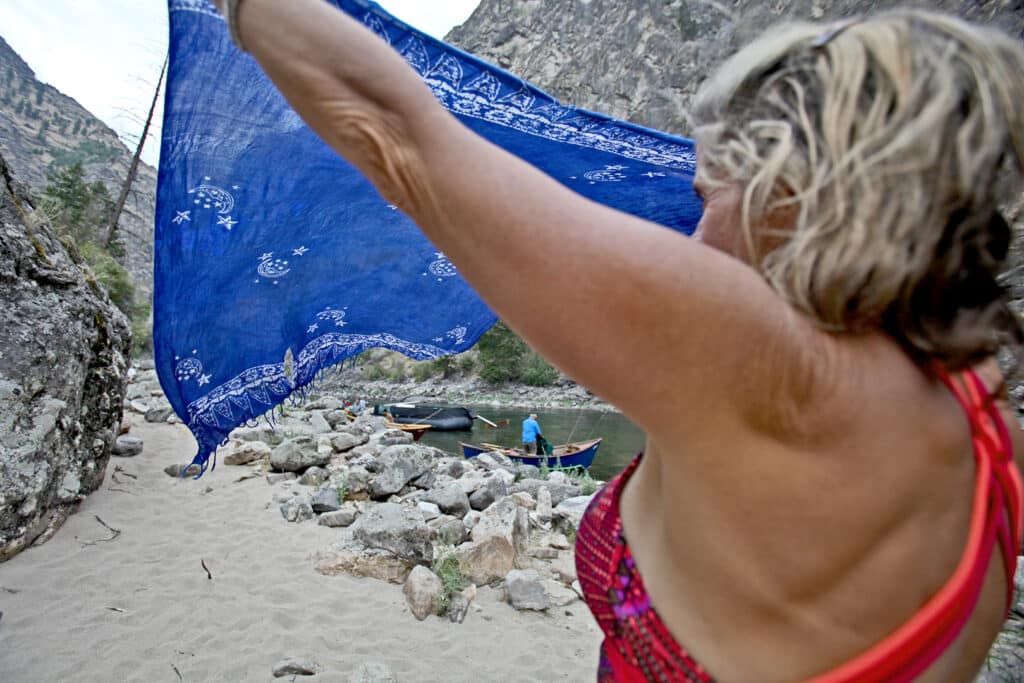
[157,0,702,472]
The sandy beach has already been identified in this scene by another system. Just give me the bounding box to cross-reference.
[0,416,602,682]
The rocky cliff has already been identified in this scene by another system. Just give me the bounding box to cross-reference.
[0,36,156,301]
[0,153,131,561]
[448,0,1024,138]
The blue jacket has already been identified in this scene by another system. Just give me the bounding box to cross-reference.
[522,417,542,443]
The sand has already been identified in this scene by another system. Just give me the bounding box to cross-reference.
[0,416,602,682]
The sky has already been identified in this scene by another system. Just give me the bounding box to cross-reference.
[0,0,481,166]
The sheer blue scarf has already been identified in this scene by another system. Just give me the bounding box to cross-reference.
[157,0,702,472]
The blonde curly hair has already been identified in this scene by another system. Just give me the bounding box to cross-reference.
[691,9,1024,369]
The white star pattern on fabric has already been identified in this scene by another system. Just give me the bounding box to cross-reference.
[218,215,238,230]
[173,210,191,224]
[308,324,319,333]
[643,172,666,178]
[198,374,211,386]
[293,246,309,256]
[259,252,274,261]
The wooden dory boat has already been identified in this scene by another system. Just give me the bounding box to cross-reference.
[385,421,432,441]
[460,438,602,469]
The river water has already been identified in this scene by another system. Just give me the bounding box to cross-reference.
[414,405,644,482]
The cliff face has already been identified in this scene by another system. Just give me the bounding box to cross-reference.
[448,0,1024,137]
[0,36,156,300]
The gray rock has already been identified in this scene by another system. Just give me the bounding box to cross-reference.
[515,464,541,480]
[470,497,525,546]
[230,424,284,446]
[544,580,579,607]
[281,497,315,523]
[509,491,536,509]
[128,400,149,414]
[266,472,298,485]
[331,432,362,453]
[505,569,549,611]
[369,445,436,498]
[318,506,358,528]
[436,517,469,546]
[551,552,578,584]
[469,475,508,511]
[144,405,174,423]
[513,478,581,506]
[350,453,380,472]
[443,459,467,478]
[554,495,596,531]
[536,486,553,524]
[270,438,329,473]
[309,411,333,434]
[111,435,143,457]
[474,451,516,473]
[299,465,329,487]
[348,662,398,683]
[315,543,417,584]
[272,657,319,677]
[352,503,433,562]
[223,441,272,466]
[164,463,201,478]
[417,501,441,521]
[403,565,443,621]
[377,429,414,447]
[311,487,342,513]
[425,483,471,518]
[447,585,477,624]
[410,470,436,490]
[346,466,372,496]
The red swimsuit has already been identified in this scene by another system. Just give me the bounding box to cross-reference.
[576,369,1023,682]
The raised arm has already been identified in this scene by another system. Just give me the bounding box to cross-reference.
[214,0,820,441]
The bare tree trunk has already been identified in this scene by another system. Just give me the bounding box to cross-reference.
[105,56,167,250]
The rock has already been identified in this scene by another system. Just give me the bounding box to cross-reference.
[474,451,515,473]
[544,580,579,607]
[272,657,319,677]
[318,505,359,527]
[164,463,200,478]
[510,492,536,510]
[311,487,342,513]
[417,501,441,521]
[377,429,414,447]
[144,405,174,423]
[514,479,581,506]
[330,432,362,453]
[531,547,559,560]
[548,532,571,550]
[572,580,585,600]
[443,460,466,478]
[315,544,417,584]
[455,471,486,495]
[352,503,433,562]
[111,435,143,458]
[546,471,569,485]
[309,411,333,434]
[369,445,436,498]
[436,517,468,546]
[554,495,595,531]
[348,662,398,683]
[403,565,443,620]
[551,552,577,584]
[350,453,380,472]
[270,438,329,473]
[505,569,549,611]
[281,497,315,523]
[230,424,284,446]
[299,466,329,487]
[425,483,471,518]
[128,400,149,414]
[515,464,541,480]
[266,472,298,485]
[468,486,495,511]
[224,441,272,466]
[471,497,525,546]
[410,470,436,490]
[346,466,372,496]
[536,486,553,524]
[463,510,481,529]
[447,584,477,624]
[456,536,515,585]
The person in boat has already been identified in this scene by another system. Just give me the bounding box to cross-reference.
[354,397,367,415]
[211,3,1023,681]
[521,413,543,455]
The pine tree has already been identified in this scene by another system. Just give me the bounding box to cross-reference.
[37,120,48,141]
[34,86,43,106]
[72,119,81,136]
[14,100,24,116]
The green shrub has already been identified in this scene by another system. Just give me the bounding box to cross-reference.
[79,242,134,315]
[412,362,434,382]
[431,545,468,613]
[520,351,559,386]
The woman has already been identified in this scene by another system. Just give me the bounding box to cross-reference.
[211,2,1023,680]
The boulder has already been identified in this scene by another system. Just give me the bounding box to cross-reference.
[425,483,471,518]
[468,475,508,511]
[514,479,581,506]
[369,445,437,498]
[223,441,271,466]
[417,501,441,521]
[111,435,144,458]
[377,429,414,447]
[315,544,417,584]
[456,536,515,585]
[505,569,549,611]
[447,584,477,624]
[352,503,434,562]
[543,579,579,607]
[318,505,359,528]
[270,438,329,472]
[474,451,516,473]
[308,411,333,434]
[164,463,201,478]
[403,565,443,621]
[330,432,362,453]
[435,517,468,546]
[266,472,297,485]
[536,486,553,524]
[143,404,174,423]
[551,551,578,584]
[299,466,329,487]
[280,496,315,523]
[0,172,137,550]
[229,424,284,446]
[554,495,596,531]
[311,487,342,513]
[471,497,526,546]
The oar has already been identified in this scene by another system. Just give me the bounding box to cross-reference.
[475,414,498,428]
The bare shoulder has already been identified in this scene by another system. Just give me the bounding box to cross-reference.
[973,358,1024,468]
